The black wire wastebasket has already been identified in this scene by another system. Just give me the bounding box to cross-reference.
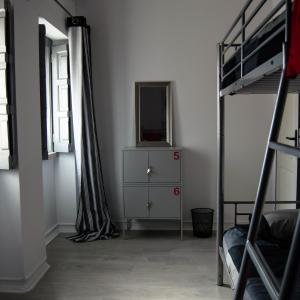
[191,208,214,238]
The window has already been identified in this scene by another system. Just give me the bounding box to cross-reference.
[39,24,71,159]
[45,38,54,153]
[0,1,16,170]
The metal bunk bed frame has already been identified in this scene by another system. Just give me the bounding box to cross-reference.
[217,0,300,299]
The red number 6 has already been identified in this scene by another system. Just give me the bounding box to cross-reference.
[173,187,180,196]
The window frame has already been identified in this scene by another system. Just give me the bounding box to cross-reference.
[45,37,54,155]
[0,0,17,170]
[39,23,72,160]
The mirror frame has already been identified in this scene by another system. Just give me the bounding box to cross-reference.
[135,81,172,147]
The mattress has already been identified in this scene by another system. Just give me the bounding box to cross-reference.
[223,226,248,285]
[223,226,278,285]
[222,12,285,89]
[246,277,300,300]
[223,225,290,297]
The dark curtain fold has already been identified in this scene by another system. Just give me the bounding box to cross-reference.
[67,17,117,242]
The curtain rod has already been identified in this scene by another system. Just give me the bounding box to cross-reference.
[53,0,73,17]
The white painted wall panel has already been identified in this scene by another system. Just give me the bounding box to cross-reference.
[0,0,76,283]
[43,159,57,233]
[76,0,275,225]
[55,154,77,226]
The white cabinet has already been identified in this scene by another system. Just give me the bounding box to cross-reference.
[149,186,181,218]
[123,151,148,183]
[148,151,181,183]
[122,147,183,238]
[123,186,148,218]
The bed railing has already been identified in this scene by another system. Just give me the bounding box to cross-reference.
[217,0,300,298]
[225,201,300,226]
[220,0,289,85]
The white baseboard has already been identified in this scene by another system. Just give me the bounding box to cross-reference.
[58,223,76,233]
[115,219,234,232]
[45,221,234,242]
[45,224,59,245]
[0,260,49,294]
[45,223,76,245]
[114,219,191,231]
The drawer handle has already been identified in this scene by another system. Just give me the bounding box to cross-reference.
[147,167,152,175]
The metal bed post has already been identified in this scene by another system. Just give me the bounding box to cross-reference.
[241,12,245,79]
[217,43,225,286]
[234,1,292,299]
[234,47,290,300]
[297,93,300,209]
[279,214,300,299]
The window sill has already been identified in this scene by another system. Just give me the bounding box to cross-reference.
[48,152,57,160]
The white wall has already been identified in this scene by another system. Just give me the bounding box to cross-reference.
[76,0,275,226]
[41,13,78,237]
[43,155,77,237]
[55,154,77,228]
[14,0,77,278]
[0,0,278,287]
[0,0,76,287]
[0,171,22,279]
[43,160,57,234]
[224,97,275,221]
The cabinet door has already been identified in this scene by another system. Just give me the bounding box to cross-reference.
[123,150,148,183]
[149,150,181,183]
[124,186,149,218]
[149,186,181,218]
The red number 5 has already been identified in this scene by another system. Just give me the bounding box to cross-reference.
[173,187,180,196]
[173,151,180,160]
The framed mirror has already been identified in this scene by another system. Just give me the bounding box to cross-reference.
[135,81,172,147]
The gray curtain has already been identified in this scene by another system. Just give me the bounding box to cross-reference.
[67,17,117,242]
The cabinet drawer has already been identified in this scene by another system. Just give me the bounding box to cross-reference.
[149,150,181,183]
[124,186,148,218]
[149,186,181,218]
[123,150,148,183]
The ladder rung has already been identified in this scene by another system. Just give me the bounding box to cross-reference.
[269,141,300,158]
[246,241,279,300]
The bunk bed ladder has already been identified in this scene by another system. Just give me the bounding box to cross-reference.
[233,1,300,299]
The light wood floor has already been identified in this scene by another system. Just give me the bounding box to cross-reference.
[0,231,233,300]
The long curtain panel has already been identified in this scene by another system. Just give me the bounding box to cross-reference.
[67,17,117,242]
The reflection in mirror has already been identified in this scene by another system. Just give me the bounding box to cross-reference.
[140,86,166,142]
[135,82,172,147]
